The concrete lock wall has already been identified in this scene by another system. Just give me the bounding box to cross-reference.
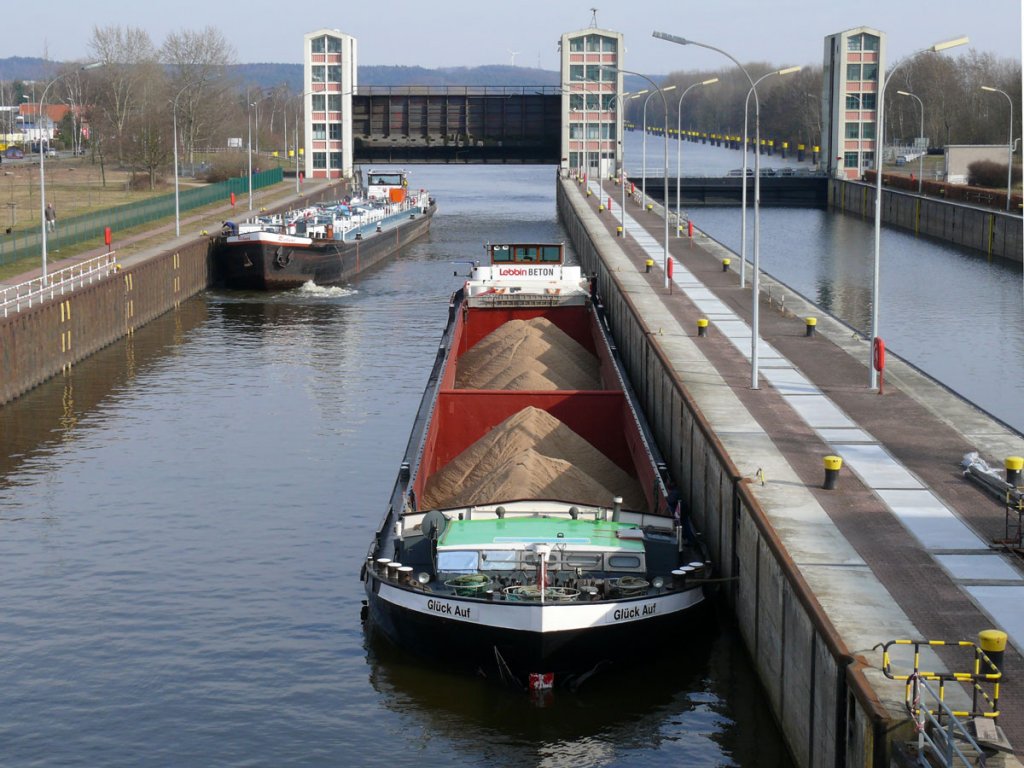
[829,178,1023,263]
[0,237,214,406]
[557,180,892,768]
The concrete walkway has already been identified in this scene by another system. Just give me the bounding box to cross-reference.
[574,177,1024,759]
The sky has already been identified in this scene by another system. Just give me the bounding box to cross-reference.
[12,0,1023,74]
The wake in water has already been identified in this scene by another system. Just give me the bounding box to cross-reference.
[295,281,357,299]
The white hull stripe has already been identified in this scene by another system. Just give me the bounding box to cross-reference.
[376,582,702,633]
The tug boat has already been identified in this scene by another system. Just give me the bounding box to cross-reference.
[214,169,435,290]
[362,242,708,688]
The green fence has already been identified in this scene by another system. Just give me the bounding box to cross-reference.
[0,168,284,268]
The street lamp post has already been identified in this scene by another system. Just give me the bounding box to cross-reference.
[172,83,191,238]
[675,78,718,237]
[739,67,800,289]
[603,67,671,289]
[38,62,101,285]
[870,36,968,388]
[896,90,924,194]
[980,85,1014,211]
[642,85,676,206]
[613,90,645,237]
[655,30,774,389]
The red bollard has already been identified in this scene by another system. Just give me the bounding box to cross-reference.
[873,337,886,394]
[104,226,112,253]
[687,220,694,238]
[230,192,236,207]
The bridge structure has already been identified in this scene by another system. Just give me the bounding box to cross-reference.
[349,86,562,165]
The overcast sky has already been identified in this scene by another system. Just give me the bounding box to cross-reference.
[14,0,1022,73]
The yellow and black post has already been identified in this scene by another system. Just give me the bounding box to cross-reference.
[823,455,842,490]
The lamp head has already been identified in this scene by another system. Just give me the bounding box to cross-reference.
[652,31,690,46]
[981,86,998,93]
[701,77,720,86]
[661,85,677,92]
[931,36,968,52]
[896,90,912,97]
[777,66,801,76]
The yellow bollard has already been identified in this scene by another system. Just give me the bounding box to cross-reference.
[979,629,1008,672]
[823,455,842,489]
[697,318,709,337]
[1006,456,1024,486]
[598,204,604,212]
[722,258,731,272]
[616,226,623,237]
[805,317,817,337]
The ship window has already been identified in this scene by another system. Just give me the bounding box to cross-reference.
[327,36,343,53]
[570,37,585,53]
[564,552,602,568]
[846,64,861,82]
[846,94,861,109]
[847,34,862,52]
[311,94,326,111]
[845,123,860,139]
[569,64,584,82]
[602,37,617,53]
[861,93,876,110]
[327,65,342,82]
[516,246,538,262]
[312,123,326,140]
[329,152,343,169]
[491,245,512,262]
[327,94,342,111]
[861,63,878,81]
[311,37,326,53]
[607,555,642,569]
[862,35,879,51]
[311,66,326,83]
[480,550,517,570]
[438,550,479,574]
[329,123,342,140]
[312,152,327,169]
[539,246,562,262]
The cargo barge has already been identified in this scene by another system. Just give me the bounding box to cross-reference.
[214,169,435,290]
[361,242,709,687]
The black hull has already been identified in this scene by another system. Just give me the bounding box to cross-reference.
[214,204,434,290]
[364,573,706,679]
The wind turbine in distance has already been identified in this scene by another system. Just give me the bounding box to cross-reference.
[508,50,520,66]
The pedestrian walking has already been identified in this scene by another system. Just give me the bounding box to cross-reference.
[45,202,56,233]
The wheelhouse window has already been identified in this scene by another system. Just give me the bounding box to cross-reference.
[437,550,479,574]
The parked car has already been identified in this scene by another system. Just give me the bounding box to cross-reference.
[4,147,24,159]
[726,168,754,176]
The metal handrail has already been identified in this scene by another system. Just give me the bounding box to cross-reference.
[910,674,988,767]
[1,252,118,317]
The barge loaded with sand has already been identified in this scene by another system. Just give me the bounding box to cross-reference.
[361,242,709,687]
[214,169,435,290]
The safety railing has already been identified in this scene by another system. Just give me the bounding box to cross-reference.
[0,168,283,267]
[1,252,118,317]
[908,674,988,767]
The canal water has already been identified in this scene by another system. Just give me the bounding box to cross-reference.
[628,130,1024,433]
[0,166,794,767]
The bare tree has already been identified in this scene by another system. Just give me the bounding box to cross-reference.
[88,25,158,165]
[162,27,238,163]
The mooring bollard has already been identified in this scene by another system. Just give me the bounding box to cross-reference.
[646,203,653,212]
[805,317,817,337]
[979,629,1007,673]
[697,318,709,337]
[722,258,731,272]
[598,204,604,212]
[645,258,653,273]
[823,455,842,490]
[1006,456,1024,486]
[616,226,623,237]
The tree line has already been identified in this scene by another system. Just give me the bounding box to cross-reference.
[631,50,1021,154]
[1,25,1019,190]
